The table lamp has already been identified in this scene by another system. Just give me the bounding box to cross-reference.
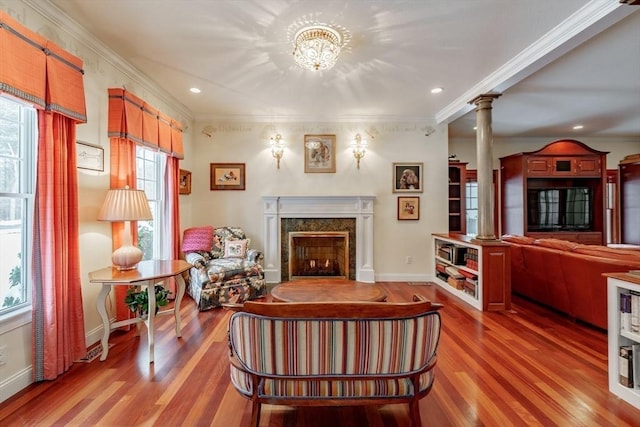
[98,186,153,270]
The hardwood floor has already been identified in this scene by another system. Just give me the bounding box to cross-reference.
[1,282,639,426]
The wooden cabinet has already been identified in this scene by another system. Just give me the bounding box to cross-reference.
[619,154,640,245]
[526,156,602,177]
[433,233,510,311]
[448,162,467,234]
[606,272,640,410]
[500,139,607,245]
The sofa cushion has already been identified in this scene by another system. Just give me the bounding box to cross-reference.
[532,238,579,251]
[572,245,640,262]
[212,226,246,258]
[501,234,535,245]
[205,258,262,283]
[182,226,214,253]
[223,239,248,258]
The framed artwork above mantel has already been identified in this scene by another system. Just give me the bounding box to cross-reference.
[304,134,336,173]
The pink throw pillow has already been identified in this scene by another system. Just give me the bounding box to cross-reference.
[182,226,214,253]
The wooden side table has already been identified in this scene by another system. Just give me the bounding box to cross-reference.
[89,260,191,363]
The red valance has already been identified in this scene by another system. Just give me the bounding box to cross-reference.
[0,11,86,122]
[108,88,183,158]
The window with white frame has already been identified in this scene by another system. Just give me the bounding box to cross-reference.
[135,145,166,260]
[465,179,478,237]
[0,95,36,318]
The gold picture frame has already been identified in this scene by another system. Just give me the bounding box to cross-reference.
[398,196,420,220]
[304,134,336,173]
[210,163,246,191]
[393,162,423,193]
[179,169,191,195]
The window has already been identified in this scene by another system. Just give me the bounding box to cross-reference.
[135,146,166,260]
[465,180,478,237]
[0,96,36,318]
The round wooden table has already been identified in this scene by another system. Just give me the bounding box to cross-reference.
[270,279,386,303]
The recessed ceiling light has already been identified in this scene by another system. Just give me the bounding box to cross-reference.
[473,126,477,130]
[430,87,444,94]
[572,124,584,130]
[189,87,201,94]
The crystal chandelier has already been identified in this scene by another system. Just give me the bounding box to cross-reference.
[292,25,344,71]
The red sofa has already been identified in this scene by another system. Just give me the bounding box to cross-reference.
[501,235,640,330]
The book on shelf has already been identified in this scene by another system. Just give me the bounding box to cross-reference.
[634,344,640,390]
[632,291,640,334]
[620,345,634,388]
[464,248,479,270]
[445,266,464,279]
[629,270,640,278]
[621,292,632,332]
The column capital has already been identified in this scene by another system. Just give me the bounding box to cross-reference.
[469,93,502,107]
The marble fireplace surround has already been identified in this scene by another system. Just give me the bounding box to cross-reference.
[263,195,375,283]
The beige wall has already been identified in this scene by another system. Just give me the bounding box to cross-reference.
[187,121,449,282]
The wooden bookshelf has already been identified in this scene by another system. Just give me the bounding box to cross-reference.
[448,162,467,234]
[433,233,511,311]
[606,272,640,409]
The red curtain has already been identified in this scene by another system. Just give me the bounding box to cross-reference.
[32,111,86,380]
[1,10,87,381]
[107,89,183,320]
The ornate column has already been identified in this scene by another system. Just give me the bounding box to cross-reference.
[470,93,501,241]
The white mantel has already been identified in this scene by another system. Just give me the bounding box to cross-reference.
[263,195,376,283]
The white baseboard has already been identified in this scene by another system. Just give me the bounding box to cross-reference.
[374,273,433,282]
[0,366,33,404]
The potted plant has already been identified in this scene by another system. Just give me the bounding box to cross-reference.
[124,284,170,318]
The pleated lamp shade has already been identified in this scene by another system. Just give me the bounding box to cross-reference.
[98,187,152,270]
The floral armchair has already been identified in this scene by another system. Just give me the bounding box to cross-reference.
[182,226,266,311]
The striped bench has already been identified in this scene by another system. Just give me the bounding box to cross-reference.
[228,296,443,427]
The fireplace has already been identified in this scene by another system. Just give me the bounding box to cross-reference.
[289,232,349,279]
[263,195,376,283]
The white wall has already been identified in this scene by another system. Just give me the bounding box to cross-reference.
[188,121,449,282]
[0,1,193,402]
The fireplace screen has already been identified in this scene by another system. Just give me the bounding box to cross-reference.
[288,232,349,279]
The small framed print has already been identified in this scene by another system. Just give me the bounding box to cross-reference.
[76,141,104,172]
[398,196,420,220]
[210,163,245,191]
[393,162,423,193]
[304,134,336,173]
[179,169,191,195]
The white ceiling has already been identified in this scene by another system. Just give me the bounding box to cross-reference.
[43,0,640,138]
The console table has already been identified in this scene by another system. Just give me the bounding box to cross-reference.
[89,260,191,363]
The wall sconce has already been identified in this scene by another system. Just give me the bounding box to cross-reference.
[351,133,368,169]
[270,134,285,169]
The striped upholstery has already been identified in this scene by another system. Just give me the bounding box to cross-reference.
[228,311,441,400]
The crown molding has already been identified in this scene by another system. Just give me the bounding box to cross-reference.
[435,0,635,125]
[22,0,194,122]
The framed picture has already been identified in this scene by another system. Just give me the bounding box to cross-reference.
[304,134,336,173]
[76,141,104,172]
[398,196,420,220]
[210,163,245,191]
[179,169,191,195]
[393,162,423,193]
